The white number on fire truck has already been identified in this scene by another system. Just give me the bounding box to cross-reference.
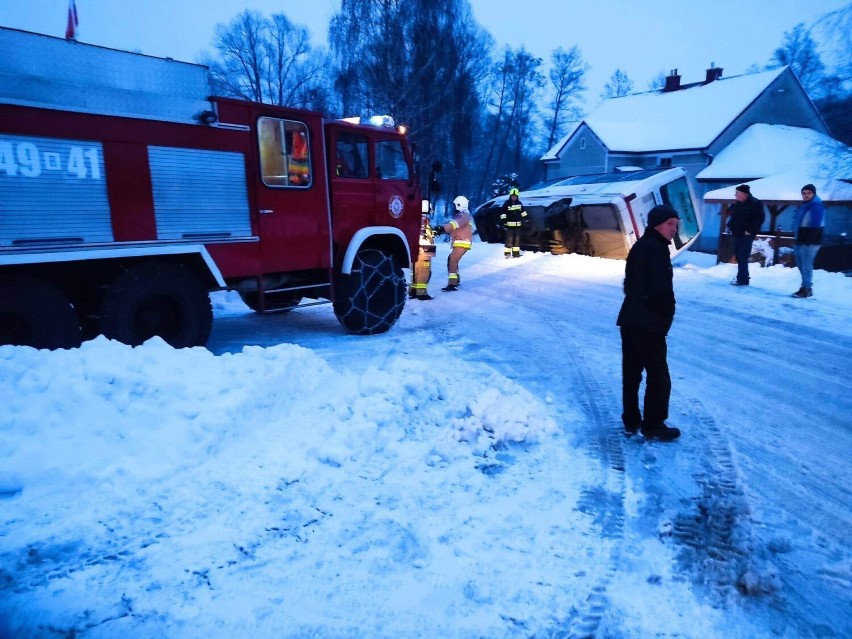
[0,138,102,179]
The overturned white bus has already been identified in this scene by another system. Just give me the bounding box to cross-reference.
[473,168,702,259]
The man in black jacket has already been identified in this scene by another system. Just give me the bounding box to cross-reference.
[727,184,765,286]
[617,205,681,441]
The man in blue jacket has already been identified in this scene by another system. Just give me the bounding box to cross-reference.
[792,183,825,298]
[617,205,682,442]
[727,184,765,286]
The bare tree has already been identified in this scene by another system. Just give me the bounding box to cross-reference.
[476,52,516,201]
[264,15,317,106]
[327,0,372,117]
[769,23,826,97]
[809,5,852,145]
[476,47,544,198]
[818,5,852,91]
[814,136,852,178]
[600,69,633,100]
[545,46,588,150]
[505,48,545,172]
[203,10,325,108]
[328,0,492,201]
[205,11,267,102]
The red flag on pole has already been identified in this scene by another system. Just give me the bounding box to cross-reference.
[65,0,79,40]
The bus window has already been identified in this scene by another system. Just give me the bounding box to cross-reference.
[660,177,699,249]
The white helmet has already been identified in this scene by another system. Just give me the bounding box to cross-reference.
[453,195,469,211]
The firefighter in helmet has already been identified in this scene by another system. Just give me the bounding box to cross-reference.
[432,195,473,292]
[500,187,528,258]
[409,210,436,300]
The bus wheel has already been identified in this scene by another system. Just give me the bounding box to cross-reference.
[0,275,82,350]
[333,249,405,335]
[98,262,212,348]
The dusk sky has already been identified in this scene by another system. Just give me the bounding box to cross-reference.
[1,0,848,105]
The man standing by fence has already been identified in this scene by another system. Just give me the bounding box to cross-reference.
[791,183,825,298]
[727,184,765,287]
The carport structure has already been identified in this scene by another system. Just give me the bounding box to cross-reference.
[704,172,852,271]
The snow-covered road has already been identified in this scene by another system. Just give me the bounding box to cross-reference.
[2,244,850,638]
[207,246,852,636]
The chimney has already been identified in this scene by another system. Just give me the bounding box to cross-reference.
[705,63,723,84]
[663,69,681,92]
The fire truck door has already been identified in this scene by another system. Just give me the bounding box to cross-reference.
[328,129,375,236]
[373,137,416,228]
[254,116,330,271]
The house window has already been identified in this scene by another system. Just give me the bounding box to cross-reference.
[659,156,672,167]
[579,137,587,150]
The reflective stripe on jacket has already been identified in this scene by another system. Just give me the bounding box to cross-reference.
[500,201,528,227]
[442,210,473,244]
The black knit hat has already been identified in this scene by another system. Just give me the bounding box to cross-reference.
[802,183,816,193]
[735,184,750,194]
[647,205,680,228]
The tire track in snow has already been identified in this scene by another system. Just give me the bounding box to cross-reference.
[458,274,629,639]
[432,257,852,635]
[484,267,760,624]
[561,348,627,639]
[668,391,851,637]
[668,394,753,600]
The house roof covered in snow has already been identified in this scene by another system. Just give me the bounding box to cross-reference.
[588,67,787,152]
[543,67,789,159]
[696,124,844,181]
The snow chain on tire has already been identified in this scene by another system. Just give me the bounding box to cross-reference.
[333,249,406,335]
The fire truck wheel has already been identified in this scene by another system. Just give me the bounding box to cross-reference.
[0,275,82,350]
[97,262,213,348]
[333,249,406,335]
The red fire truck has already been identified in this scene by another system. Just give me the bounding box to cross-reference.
[0,28,421,349]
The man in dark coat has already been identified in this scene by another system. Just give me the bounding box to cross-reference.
[727,184,765,286]
[616,205,681,441]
